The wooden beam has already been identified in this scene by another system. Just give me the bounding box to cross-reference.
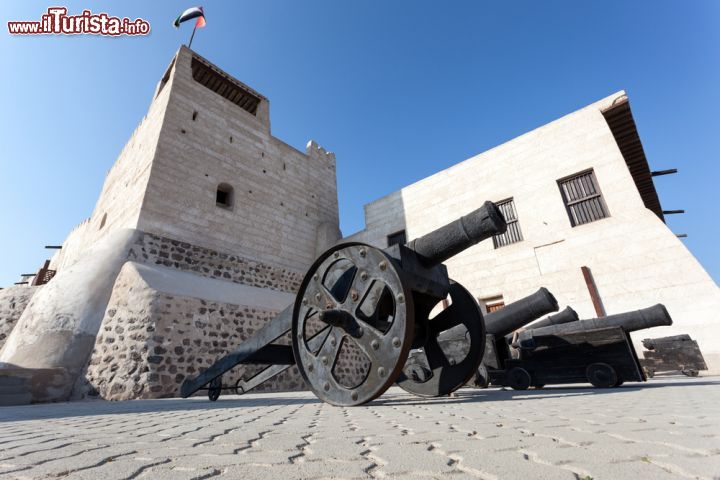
[652,169,678,177]
[581,266,606,317]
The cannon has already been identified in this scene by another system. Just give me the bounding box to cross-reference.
[640,334,708,378]
[180,201,506,406]
[485,288,558,336]
[465,288,559,388]
[516,303,672,348]
[492,304,673,390]
[413,287,559,389]
[527,306,579,330]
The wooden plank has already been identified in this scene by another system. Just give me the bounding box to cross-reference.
[581,266,606,317]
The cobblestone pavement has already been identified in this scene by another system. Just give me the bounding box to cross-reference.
[0,378,718,479]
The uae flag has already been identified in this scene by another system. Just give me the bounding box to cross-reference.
[173,6,206,28]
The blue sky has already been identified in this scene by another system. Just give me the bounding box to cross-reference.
[1,1,718,287]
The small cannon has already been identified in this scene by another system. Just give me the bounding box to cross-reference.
[495,304,673,390]
[485,288,559,336]
[180,201,506,406]
[527,306,579,330]
[466,288,560,388]
[640,334,707,378]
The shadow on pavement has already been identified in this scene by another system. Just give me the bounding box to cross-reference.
[372,378,720,406]
[1,378,717,422]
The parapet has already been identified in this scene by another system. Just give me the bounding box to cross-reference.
[306,140,336,166]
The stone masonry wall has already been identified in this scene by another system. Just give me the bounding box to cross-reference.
[130,232,303,294]
[74,264,305,400]
[74,258,376,400]
[0,286,41,351]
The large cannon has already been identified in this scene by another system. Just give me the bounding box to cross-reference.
[180,201,506,406]
[516,304,672,348]
[494,304,673,390]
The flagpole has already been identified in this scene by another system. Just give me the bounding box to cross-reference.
[188,24,197,49]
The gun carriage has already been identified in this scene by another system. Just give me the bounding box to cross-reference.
[493,304,673,389]
[640,334,707,378]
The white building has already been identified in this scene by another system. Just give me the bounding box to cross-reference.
[346,91,720,373]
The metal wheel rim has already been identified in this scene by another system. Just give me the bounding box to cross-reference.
[292,243,414,406]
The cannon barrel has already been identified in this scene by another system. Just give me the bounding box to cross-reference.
[484,287,559,337]
[407,201,506,268]
[528,306,579,330]
[518,304,672,344]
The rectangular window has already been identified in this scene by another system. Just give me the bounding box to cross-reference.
[480,295,504,314]
[558,170,609,226]
[493,198,523,248]
[387,230,407,247]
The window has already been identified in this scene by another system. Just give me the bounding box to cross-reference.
[558,170,609,226]
[493,198,523,248]
[99,213,107,230]
[216,184,234,209]
[387,230,407,247]
[480,295,504,314]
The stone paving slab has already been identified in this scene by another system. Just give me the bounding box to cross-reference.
[0,378,719,479]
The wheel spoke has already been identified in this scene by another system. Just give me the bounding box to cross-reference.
[304,280,338,311]
[429,305,463,335]
[348,319,385,365]
[424,335,450,369]
[314,328,342,365]
[341,269,372,310]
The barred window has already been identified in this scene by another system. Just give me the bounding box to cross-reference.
[387,230,406,247]
[558,170,609,226]
[493,199,523,248]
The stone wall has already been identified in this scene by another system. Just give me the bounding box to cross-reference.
[73,262,305,400]
[73,258,380,400]
[131,232,303,294]
[0,286,41,351]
